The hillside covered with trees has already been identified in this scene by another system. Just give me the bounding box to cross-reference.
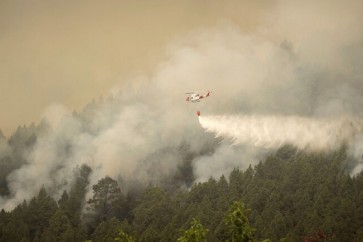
[1,141,362,241]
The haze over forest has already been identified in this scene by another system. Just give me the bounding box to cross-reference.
[1,0,363,241]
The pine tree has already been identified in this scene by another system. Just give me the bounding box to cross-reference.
[60,164,92,226]
[178,218,208,242]
[87,176,124,221]
[91,217,122,242]
[26,187,58,240]
[225,201,255,242]
[41,209,74,242]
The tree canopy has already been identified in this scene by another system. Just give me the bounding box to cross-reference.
[0,145,362,241]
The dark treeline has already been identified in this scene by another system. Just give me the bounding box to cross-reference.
[0,145,362,241]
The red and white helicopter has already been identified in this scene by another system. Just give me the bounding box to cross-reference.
[185,91,211,103]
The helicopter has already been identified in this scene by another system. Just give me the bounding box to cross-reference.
[185,91,211,103]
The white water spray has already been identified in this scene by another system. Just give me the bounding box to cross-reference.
[198,114,363,151]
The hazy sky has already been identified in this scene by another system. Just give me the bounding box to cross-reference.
[0,0,273,136]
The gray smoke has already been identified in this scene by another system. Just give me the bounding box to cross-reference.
[2,0,363,209]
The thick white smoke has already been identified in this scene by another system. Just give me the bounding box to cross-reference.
[2,0,363,209]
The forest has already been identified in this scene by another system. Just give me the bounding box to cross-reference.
[2,0,363,240]
[1,119,363,241]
